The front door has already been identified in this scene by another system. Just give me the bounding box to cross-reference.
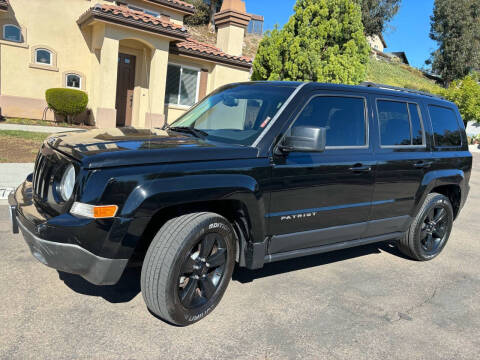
[115,53,136,127]
[267,92,376,255]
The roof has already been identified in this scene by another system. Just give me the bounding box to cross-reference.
[78,4,253,69]
[78,4,188,40]
[145,0,195,15]
[0,0,9,12]
[378,34,387,48]
[171,38,253,69]
[386,51,410,65]
[248,13,264,22]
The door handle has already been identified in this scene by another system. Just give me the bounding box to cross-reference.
[349,164,372,172]
[413,161,433,169]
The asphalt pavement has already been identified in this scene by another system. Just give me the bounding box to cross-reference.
[1,155,479,360]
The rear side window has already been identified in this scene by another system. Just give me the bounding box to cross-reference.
[377,100,425,147]
[428,105,462,147]
[291,96,367,147]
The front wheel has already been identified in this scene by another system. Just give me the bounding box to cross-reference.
[398,192,454,261]
[141,212,236,326]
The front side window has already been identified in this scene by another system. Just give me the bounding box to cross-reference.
[35,49,52,65]
[66,74,81,89]
[377,100,426,147]
[291,96,367,147]
[428,105,462,147]
[165,64,199,107]
[170,84,295,146]
[3,25,22,42]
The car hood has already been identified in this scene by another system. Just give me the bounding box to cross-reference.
[46,128,259,169]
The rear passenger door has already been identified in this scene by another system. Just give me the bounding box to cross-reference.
[368,97,432,237]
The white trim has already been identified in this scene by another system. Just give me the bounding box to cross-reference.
[65,73,82,89]
[35,48,53,66]
[165,62,201,107]
[2,24,22,43]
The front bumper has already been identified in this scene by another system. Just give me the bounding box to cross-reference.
[8,188,128,285]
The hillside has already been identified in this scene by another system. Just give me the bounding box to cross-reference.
[366,58,443,93]
[185,25,263,59]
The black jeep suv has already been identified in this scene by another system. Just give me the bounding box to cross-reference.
[9,81,471,326]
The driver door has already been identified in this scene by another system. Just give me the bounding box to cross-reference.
[267,92,376,254]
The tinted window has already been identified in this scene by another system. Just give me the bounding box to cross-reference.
[409,103,424,145]
[378,100,411,146]
[429,105,462,147]
[292,96,366,147]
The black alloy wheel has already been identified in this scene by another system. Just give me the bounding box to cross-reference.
[420,205,449,255]
[398,192,454,261]
[178,233,227,309]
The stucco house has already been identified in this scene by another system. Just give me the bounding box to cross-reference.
[0,0,253,128]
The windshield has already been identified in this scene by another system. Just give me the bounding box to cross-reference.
[169,83,296,146]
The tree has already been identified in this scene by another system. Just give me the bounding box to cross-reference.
[252,0,370,84]
[441,73,480,125]
[428,0,480,85]
[358,0,401,36]
[184,0,223,27]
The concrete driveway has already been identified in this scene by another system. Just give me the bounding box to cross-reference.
[1,156,479,360]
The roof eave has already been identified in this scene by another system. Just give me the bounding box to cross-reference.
[170,46,252,70]
[144,0,195,15]
[77,8,188,41]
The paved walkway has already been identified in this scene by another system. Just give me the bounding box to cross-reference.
[0,123,81,133]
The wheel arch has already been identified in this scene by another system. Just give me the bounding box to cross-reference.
[416,169,465,219]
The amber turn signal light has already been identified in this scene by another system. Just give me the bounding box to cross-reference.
[70,202,118,219]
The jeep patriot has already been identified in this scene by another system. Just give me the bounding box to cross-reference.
[9,81,472,326]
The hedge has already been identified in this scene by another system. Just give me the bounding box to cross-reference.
[45,88,88,118]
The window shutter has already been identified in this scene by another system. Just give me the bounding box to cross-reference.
[165,65,180,104]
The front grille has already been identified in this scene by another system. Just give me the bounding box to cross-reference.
[32,151,54,200]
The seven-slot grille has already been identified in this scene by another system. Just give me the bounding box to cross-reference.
[32,150,54,200]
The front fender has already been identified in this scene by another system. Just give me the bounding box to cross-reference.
[121,174,267,243]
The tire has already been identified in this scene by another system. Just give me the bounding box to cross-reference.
[398,192,454,261]
[140,212,236,326]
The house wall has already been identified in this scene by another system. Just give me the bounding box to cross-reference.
[367,35,385,52]
[0,0,251,127]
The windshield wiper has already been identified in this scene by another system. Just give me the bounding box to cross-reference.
[168,126,208,139]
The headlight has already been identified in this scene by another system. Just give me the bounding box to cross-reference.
[59,164,75,201]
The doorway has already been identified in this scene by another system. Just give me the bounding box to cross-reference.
[115,53,136,127]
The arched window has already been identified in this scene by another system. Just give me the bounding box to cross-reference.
[66,73,81,89]
[3,24,22,43]
[35,48,52,65]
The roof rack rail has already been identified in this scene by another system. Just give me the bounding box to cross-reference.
[360,82,444,99]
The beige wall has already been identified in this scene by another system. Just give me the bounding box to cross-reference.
[367,35,385,52]
[0,0,251,128]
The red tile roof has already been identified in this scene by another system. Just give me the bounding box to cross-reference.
[173,38,253,68]
[78,4,188,39]
[79,5,252,68]
[147,0,195,14]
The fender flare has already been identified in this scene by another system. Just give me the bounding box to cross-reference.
[120,174,267,244]
[413,169,465,216]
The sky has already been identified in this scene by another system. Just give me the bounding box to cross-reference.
[245,0,438,69]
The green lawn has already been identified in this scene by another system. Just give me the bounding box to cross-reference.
[4,117,78,127]
[0,130,51,163]
[0,130,51,142]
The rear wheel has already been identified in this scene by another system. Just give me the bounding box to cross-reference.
[398,192,454,261]
[141,212,236,326]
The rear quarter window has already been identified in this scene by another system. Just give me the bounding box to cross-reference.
[428,105,462,147]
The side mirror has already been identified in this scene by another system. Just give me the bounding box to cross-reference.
[280,126,327,153]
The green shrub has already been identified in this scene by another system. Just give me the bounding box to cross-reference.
[252,0,370,84]
[45,88,88,123]
[440,73,480,125]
